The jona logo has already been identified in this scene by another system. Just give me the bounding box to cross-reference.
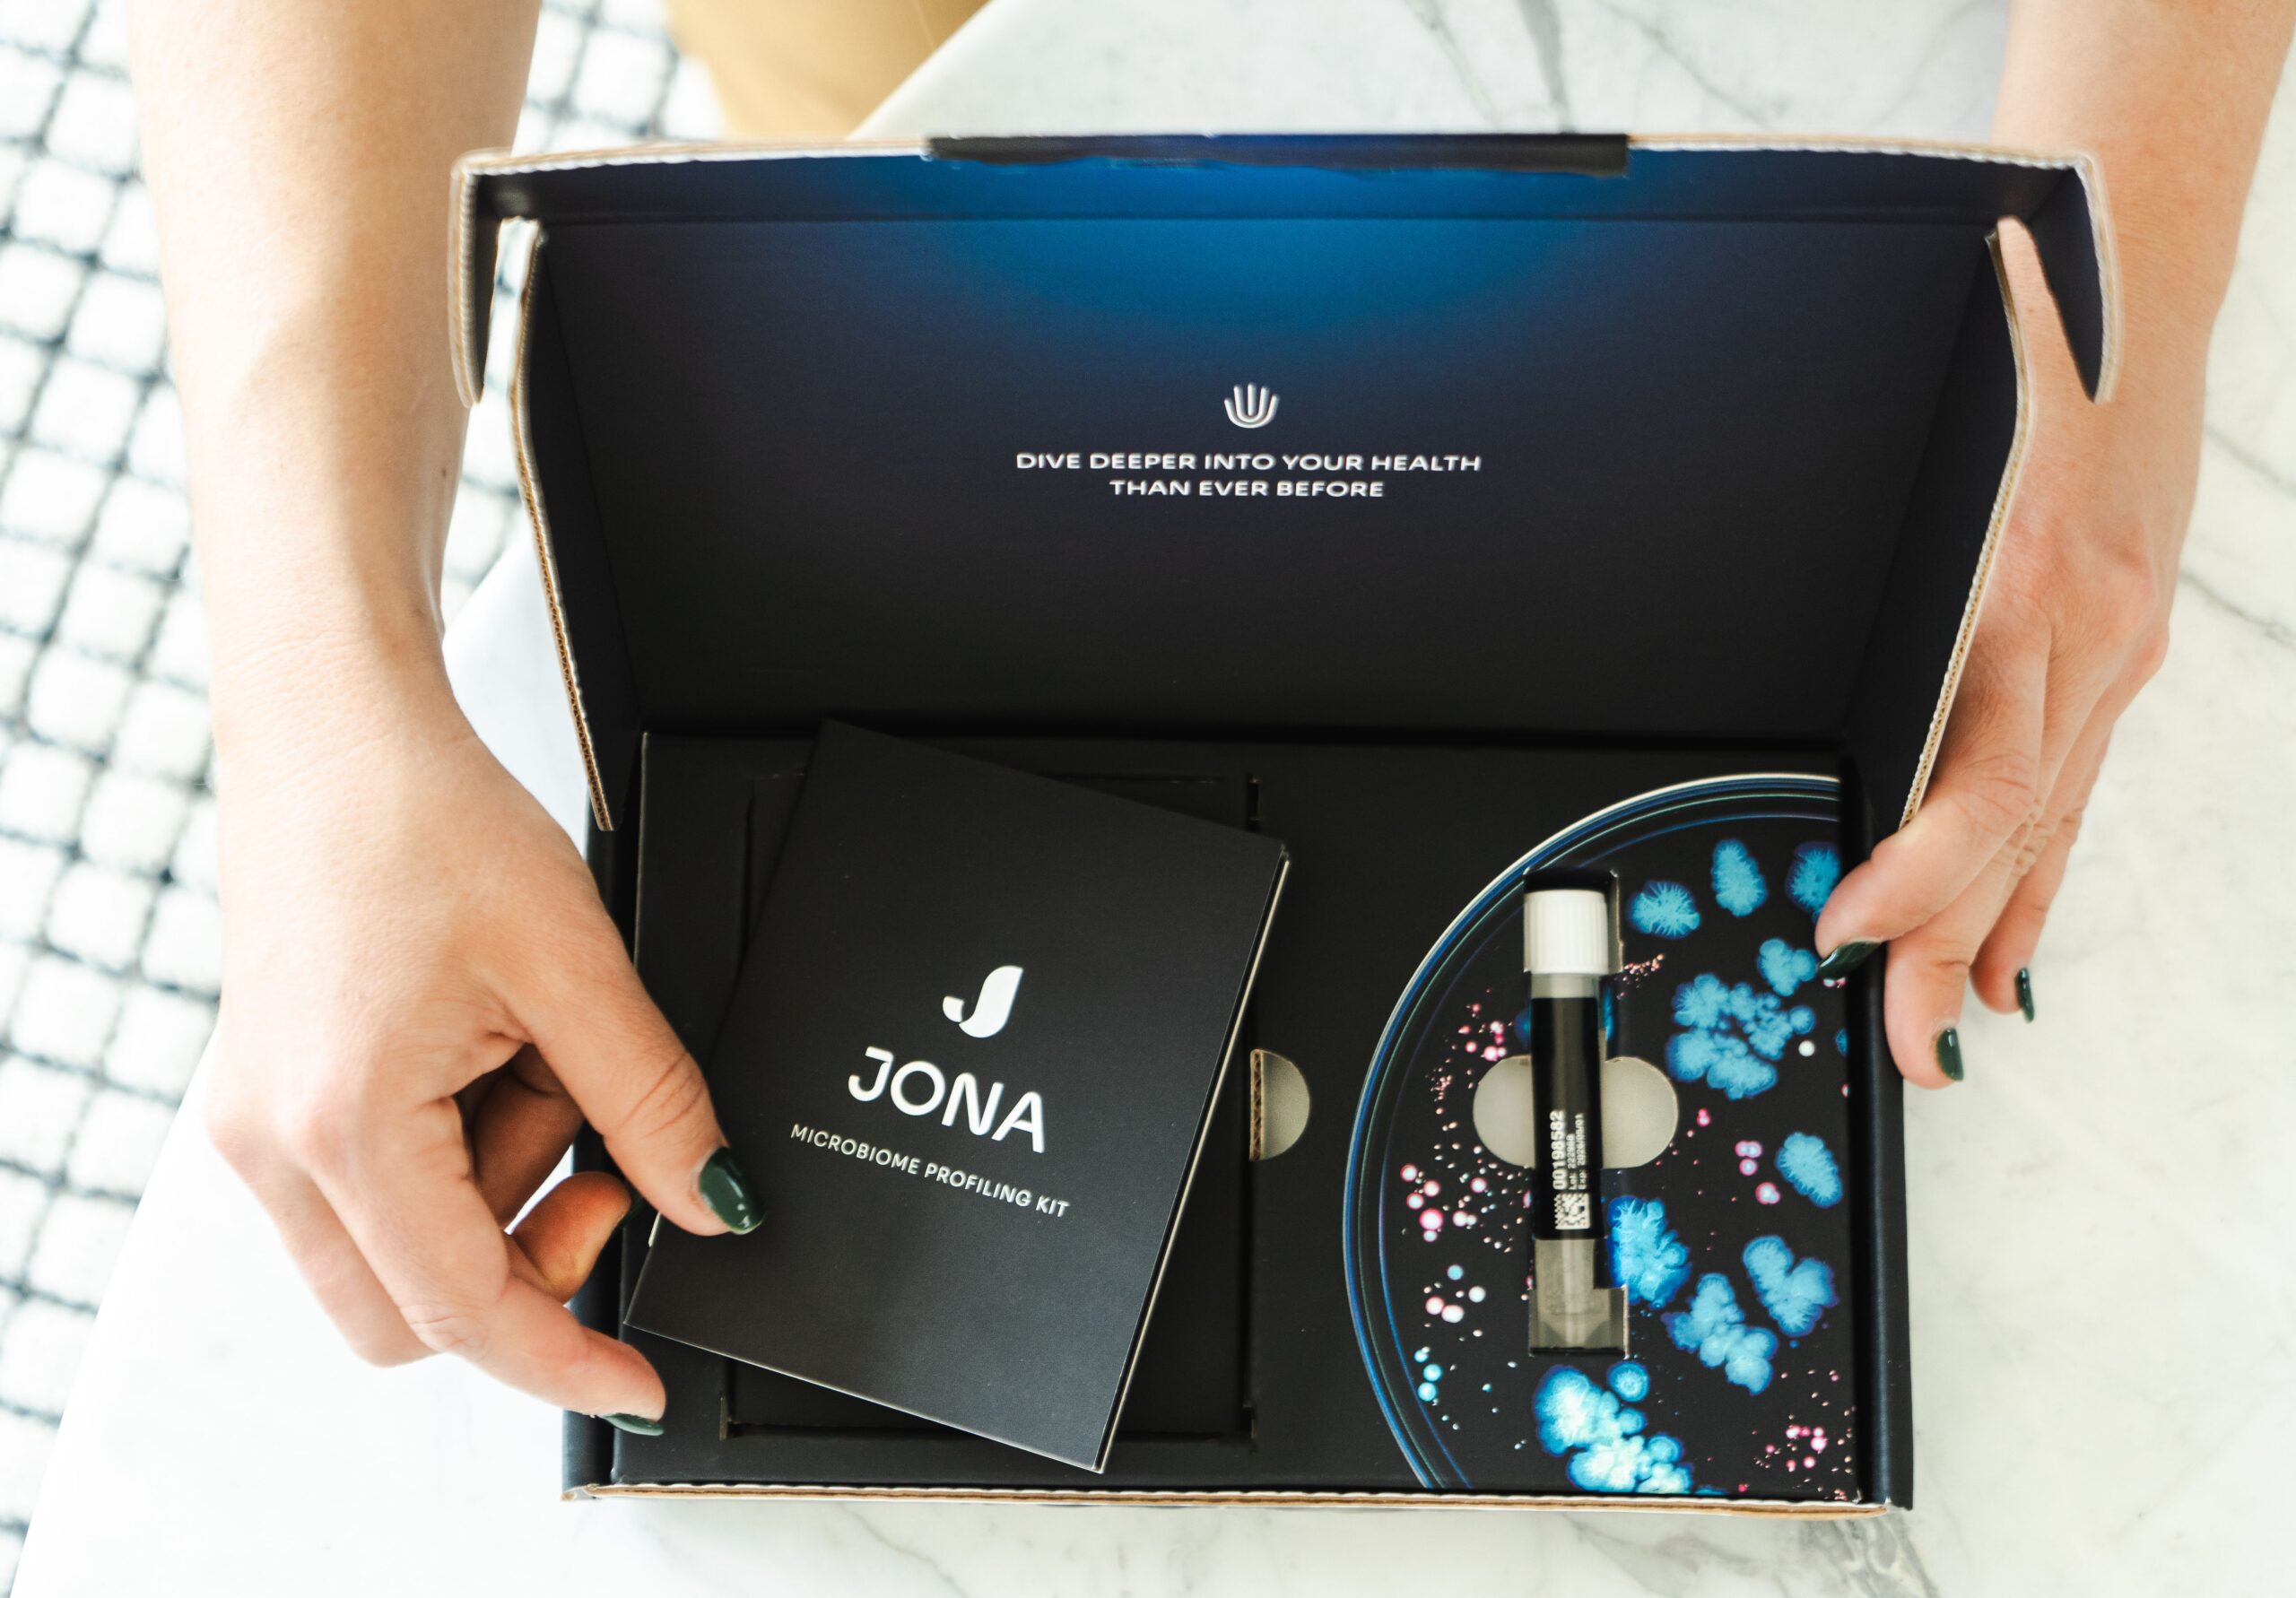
[848,965,1044,1151]
[944,964,1023,1038]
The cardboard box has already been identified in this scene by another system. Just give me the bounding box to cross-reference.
[448,133,2114,1512]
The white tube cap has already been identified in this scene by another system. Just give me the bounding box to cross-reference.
[1523,887,1614,977]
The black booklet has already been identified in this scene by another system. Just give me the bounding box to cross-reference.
[627,723,1288,1469]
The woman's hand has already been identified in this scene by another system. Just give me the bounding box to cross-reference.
[127,0,760,1428]
[1813,223,2196,1086]
[1831,0,2296,1087]
[202,647,756,1429]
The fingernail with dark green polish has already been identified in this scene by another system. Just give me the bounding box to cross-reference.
[699,1147,761,1234]
[1814,941,1878,980]
[603,1412,665,1437]
[1935,1027,1965,1082]
[2016,968,2035,1022]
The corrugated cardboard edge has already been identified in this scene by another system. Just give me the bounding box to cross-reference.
[1892,232,2033,828]
[1248,1047,1267,1162]
[503,226,613,832]
[2075,147,2123,404]
[450,139,926,408]
[1634,141,2116,832]
[567,1482,1883,1515]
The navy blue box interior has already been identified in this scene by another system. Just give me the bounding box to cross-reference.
[457,134,2111,1507]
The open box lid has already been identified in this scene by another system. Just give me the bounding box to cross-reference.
[451,135,2114,833]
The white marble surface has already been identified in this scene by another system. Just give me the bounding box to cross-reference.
[18,1,2296,1593]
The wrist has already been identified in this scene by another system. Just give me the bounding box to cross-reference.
[2002,185,2213,421]
[179,305,476,773]
[206,588,464,786]
[2102,178,2235,386]
[1992,72,2266,395]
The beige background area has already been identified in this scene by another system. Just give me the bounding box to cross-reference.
[664,0,985,137]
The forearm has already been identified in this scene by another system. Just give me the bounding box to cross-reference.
[1996,0,2294,376]
[127,0,539,758]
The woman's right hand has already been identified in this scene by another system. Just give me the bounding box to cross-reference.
[202,645,756,1429]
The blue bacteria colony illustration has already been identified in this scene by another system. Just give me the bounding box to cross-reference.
[1661,842,1835,1104]
[1711,838,1770,916]
[1787,842,1841,915]
[1775,1131,1843,1208]
[1357,794,1860,1500]
[1608,1195,1691,1307]
[1628,880,1701,938]
[1534,1365,1693,1494]
[1665,1269,1778,1394]
[1743,1236,1838,1335]
[1666,971,1813,1099]
[1758,938,1818,997]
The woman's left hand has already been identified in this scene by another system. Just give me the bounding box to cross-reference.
[1812,221,2199,1086]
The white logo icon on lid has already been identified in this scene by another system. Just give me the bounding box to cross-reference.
[1224,384,1279,429]
[944,964,1024,1038]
